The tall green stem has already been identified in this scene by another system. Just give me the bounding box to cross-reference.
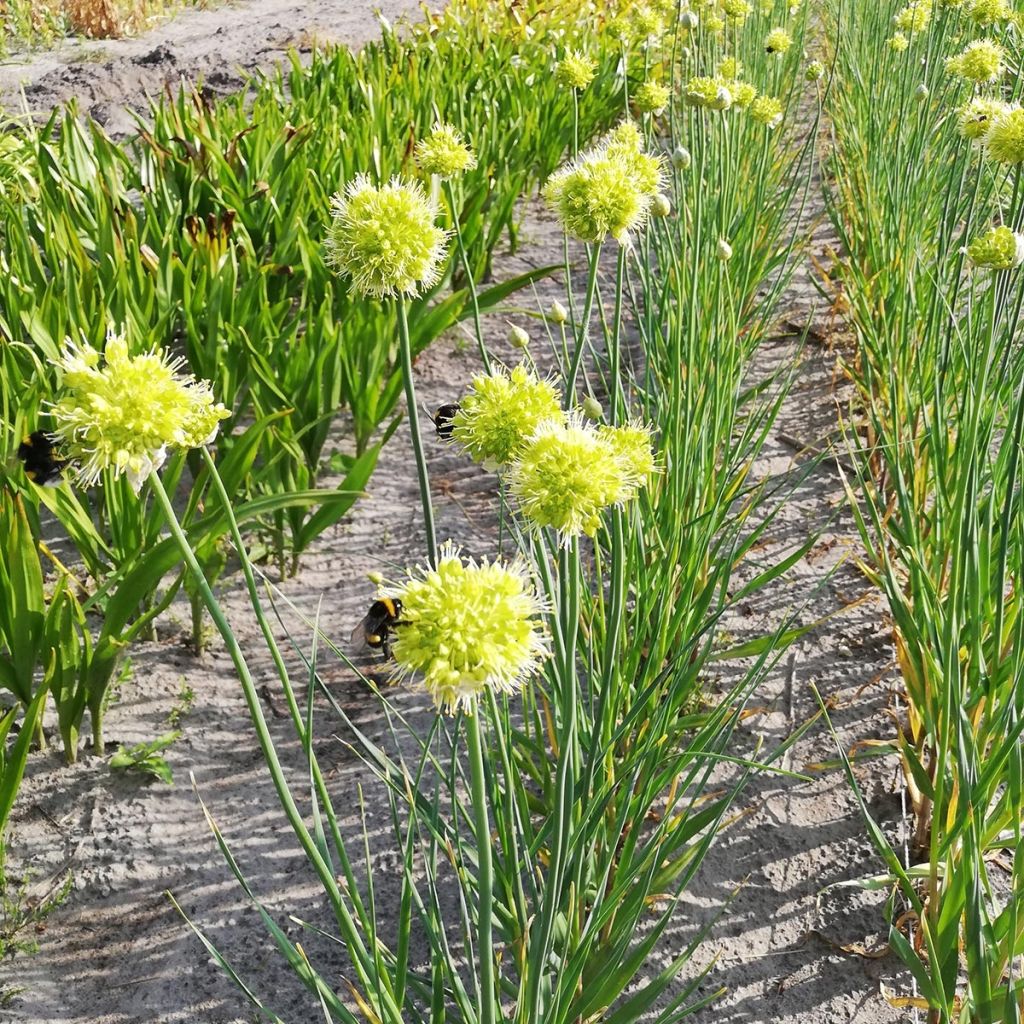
[444,179,491,373]
[397,296,438,566]
[565,244,602,408]
[467,710,497,1024]
[147,470,396,1017]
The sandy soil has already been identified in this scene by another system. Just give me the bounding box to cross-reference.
[1,5,912,1023]
[0,0,425,137]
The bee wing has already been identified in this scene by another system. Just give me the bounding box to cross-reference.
[350,613,369,648]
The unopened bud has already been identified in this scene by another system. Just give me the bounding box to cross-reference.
[581,396,604,421]
[716,238,733,261]
[914,83,929,102]
[681,11,698,29]
[548,300,569,324]
[367,570,384,585]
[652,193,671,217]
[672,145,691,170]
[509,324,531,349]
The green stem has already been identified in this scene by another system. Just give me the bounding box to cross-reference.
[467,710,496,1024]
[565,244,603,409]
[445,179,491,373]
[148,469,393,1015]
[397,295,439,566]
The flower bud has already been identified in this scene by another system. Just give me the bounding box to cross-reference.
[717,238,733,261]
[581,395,604,421]
[681,10,698,28]
[367,570,384,585]
[915,83,929,101]
[509,324,531,349]
[652,193,672,217]
[548,299,569,324]
[672,145,692,170]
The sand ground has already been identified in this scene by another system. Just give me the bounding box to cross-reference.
[1,5,910,1022]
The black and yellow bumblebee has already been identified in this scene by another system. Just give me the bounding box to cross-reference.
[432,402,461,440]
[16,430,72,487]
[351,597,404,659]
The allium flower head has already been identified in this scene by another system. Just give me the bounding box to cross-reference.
[945,39,1004,83]
[731,82,758,109]
[388,543,549,715]
[686,75,732,109]
[895,1,931,32]
[543,137,660,245]
[721,0,753,23]
[967,0,1010,25]
[326,175,448,298]
[717,56,742,80]
[415,123,477,178]
[628,3,665,40]
[52,329,229,492]
[597,421,656,497]
[805,60,826,81]
[603,122,665,197]
[635,80,671,115]
[957,96,1009,140]
[556,50,598,90]
[751,95,784,128]
[765,28,792,54]
[965,225,1024,269]
[451,363,562,467]
[984,106,1024,163]
[887,33,910,52]
[508,415,644,542]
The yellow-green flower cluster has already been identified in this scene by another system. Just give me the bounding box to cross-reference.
[507,415,655,542]
[957,97,1009,140]
[945,39,1005,83]
[53,330,229,492]
[415,123,477,179]
[967,0,1010,25]
[327,175,449,298]
[805,60,826,81]
[556,50,597,90]
[451,364,562,468]
[635,80,671,114]
[721,0,753,23]
[686,76,733,110]
[751,95,784,128]
[965,225,1024,269]
[765,28,792,54]
[731,82,758,109]
[387,543,549,715]
[887,33,910,52]
[717,56,742,80]
[543,125,664,245]
[894,0,931,33]
[984,106,1024,163]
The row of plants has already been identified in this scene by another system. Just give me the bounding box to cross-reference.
[144,0,821,1019]
[0,0,634,774]
[825,0,1024,1020]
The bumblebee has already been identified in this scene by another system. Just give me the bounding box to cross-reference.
[432,402,461,440]
[351,597,404,659]
[17,431,71,487]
